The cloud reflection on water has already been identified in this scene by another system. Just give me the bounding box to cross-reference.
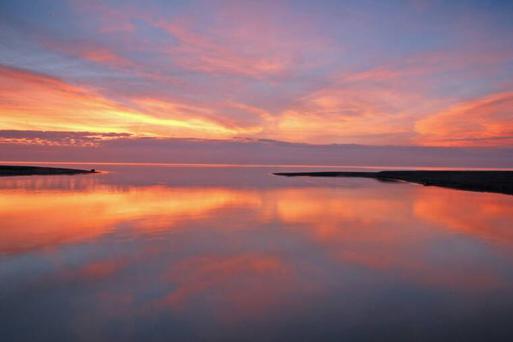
[1,168,513,340]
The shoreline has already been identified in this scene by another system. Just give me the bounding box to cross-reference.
[274,170,513,195]
[0,165,97,177]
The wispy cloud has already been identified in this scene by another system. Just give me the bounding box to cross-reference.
[156,1,330,79]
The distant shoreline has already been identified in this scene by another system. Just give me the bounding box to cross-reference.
[274,170,513,195]
[0,165,97,177]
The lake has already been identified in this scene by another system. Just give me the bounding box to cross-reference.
[1,164,513,341]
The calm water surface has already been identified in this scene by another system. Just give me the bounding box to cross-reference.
[1,165,513,341]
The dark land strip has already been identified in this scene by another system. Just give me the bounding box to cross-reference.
[0,165,97,177]
[274,170,513,195]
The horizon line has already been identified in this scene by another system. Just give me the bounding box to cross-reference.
[2,161,513,171]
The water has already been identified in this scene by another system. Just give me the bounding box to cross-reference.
[1,165,513,341]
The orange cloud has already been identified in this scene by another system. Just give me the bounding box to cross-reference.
[415,92,513,146]
[133,98,262,134]
[0,65,254,139]
[264,73,426,144]
[262,47,513,145]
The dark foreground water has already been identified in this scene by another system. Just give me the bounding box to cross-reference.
[1,164,513,341]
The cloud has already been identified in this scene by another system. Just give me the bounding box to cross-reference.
[1,0,513,147]
[415,92,513,146]
[156,0,330,79]
[0,65,255,139]
[262,66,431,145]
[260,43,513,145]
[42,39,132,68]
[162,22,288,78]
[0,130,131,146]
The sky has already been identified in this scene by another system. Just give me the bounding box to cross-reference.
[0,0,512,165]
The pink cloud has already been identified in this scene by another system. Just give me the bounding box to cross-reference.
[43,39,132,68]
[155,1,330,79]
